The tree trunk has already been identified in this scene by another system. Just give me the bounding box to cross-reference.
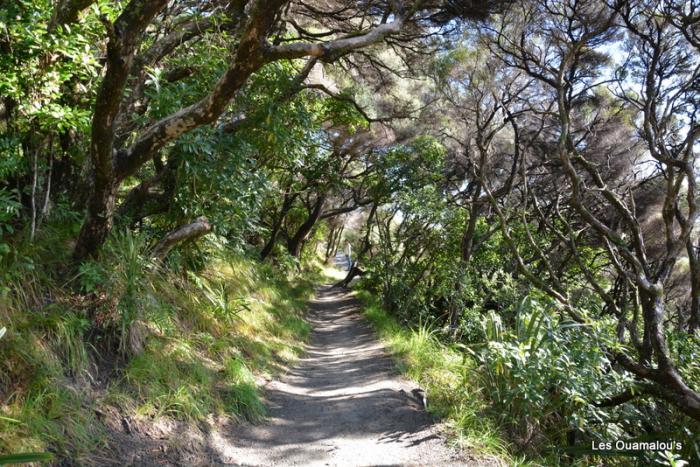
[49,0,96,32]
[117,153,180,226]
[334,265,365,288]
[689,295,699,333]
[74,180,119,261]
[71,0,408,260]
[449,192,482,332]
[29,149,39,241]
[287,194,326,258]
[627,289,700,420]
[324,227,337,263]
[73,0,169,261]
[332,224,345,258]
[325,224,345,263]
[39,152,53,225]
[686,237,700,333]
[261,189,297,260]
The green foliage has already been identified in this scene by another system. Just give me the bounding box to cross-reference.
[357,290,511,460]
[453,270,522,342]
[0,189,21,227]
[0,0,103,200]
[472,299,626,454]
[0,330,104,461]
[0,188,21,266]
[222,357,266,422]
[77,260,104,294]
[80,231,152,354]
[0,452,53,465]
[197,277,250,323]
[319,93,369,134]
[122,342,216,421]
[0,1,696,465]
[358,189,698,464]
[110,251,315,426]
[0,220,319,460]
[170,128,268,244]
[0,1,100,130]
[32,307,90,376]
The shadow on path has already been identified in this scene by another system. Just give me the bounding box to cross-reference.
[208,287,468,466]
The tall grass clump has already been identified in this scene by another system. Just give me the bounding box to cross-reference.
[222,357,266,422]
[76,230,153,356]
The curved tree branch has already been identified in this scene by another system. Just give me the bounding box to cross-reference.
[151,216,212,262]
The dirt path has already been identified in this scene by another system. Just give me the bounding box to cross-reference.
[209,287,471,466]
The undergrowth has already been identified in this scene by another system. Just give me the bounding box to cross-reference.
[355,288,697,466]
[0,228,320,463]
[355,289,522,466]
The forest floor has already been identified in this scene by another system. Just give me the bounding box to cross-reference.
[207,286,473,466]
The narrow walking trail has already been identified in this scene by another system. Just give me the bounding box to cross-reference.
[213,287,466,466]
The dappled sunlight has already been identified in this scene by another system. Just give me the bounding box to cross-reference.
[214,287,475,466]
[2,0,697,463]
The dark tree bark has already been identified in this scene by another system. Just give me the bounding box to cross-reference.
[115,11,247,138]
[335,265,365,288]
[49,0,96,32]
[479,0,700,420]
[74,0,285,260]
[73,0,169,261]
[116,152,181,226]
[324,224,345,263]
[287,193,327,258]
[448,191,482,331]
[331,224,345,258]
[324,226,338,262]
[261,188,298,260]
[686,236,700,333]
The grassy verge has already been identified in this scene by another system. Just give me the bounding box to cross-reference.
[355,289,519,465]
[106,254,319,423]
[0,235,322,463]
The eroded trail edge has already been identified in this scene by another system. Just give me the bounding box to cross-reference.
[212,287,466,466]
